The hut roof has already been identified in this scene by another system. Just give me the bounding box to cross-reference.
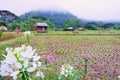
[67,27,74,29]
[35,23,48,26]
[77,27,85,29]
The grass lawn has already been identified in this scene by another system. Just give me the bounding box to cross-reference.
[0,30,120,80]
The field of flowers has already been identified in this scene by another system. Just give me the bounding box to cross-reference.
[0,30,120,80]
[30,35,120,80]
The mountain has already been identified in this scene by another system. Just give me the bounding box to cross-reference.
[1,10,118,30]
[0,10,18,22]
[19,10,79,28]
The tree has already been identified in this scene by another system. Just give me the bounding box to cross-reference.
[7,18,55,31]
[19,11,78,28]
[64,19,80,29]
[112,25,120,30]
[0,21,7,26]
[102,23,114,29]
[84,23,99,30]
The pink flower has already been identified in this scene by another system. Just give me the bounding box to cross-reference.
[46,55,55,62]
[14,29,21,34]
[81,53,91,59]
[0,26,8,31]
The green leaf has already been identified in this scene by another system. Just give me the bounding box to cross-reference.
[32,76,43,80]
[72,75,80,80]
[18,77,24,80]
[0,75,3,80]
[51,76,58,80]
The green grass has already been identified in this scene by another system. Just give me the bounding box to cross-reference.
[34,30,120,36]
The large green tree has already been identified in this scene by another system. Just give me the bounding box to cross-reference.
[84,23,99,30]
[64,19,80,29]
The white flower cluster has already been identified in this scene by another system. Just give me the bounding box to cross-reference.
[24,31,31,35]
[58,64,74,79]
[0,45,44,80]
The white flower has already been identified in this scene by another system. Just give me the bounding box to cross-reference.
[20,46,36,59]
[0,54,20,80]
[118,76,120,78]
[23,59,29,68]
[24,31,31,35]
[0,45,42,80]
[0,63,11,76]
[35,71,44,79]
[33,54,40,61]
[65,74,68,77]
[5,47,13,52]
[5,45,25,56]
[4,54,17,65]
[4,47,13,55]
[27,67,36,72]
[16,62,22,69]
[32,62,37,68]
[59,64,74,79]
[37,62,42,67]
[10,71,19,80]
[27,62,37,72]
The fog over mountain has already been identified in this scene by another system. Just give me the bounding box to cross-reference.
[0,0,120,22]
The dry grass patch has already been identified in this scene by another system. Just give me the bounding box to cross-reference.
[0,32,23,42]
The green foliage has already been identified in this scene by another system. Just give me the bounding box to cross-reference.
[19,11,78,28]
[19,70,30,80]
[0,47,6,59]
[7,18,55,31]
[32,76,43,80]
[7,21,20,31]
[0,30,3,38]
[1,10,120,30]
[102,23,114,29]
[84,23,99,30]
[0,21,7,26]
[64,19,80,29]
[112,25,120,30]
[0,74,3,80]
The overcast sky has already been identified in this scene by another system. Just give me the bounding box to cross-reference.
[0,0,120,21]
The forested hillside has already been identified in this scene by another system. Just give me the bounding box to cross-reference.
[0,10,120,31]
[19,10,80,28]
[0,10,18,22]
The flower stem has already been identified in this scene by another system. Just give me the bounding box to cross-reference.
[27,34,30,44]
[84,58,88,74]
[22,70,28,80]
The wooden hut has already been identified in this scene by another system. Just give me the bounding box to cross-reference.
[35,22,48,32]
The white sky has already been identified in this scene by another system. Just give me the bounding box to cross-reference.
[0,0,120,21]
